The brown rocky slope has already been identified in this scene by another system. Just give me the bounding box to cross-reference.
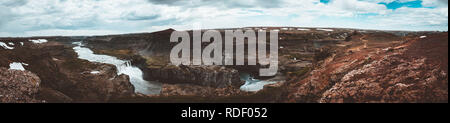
[284,32,448,103]
[0,68,42,103]
[0,39,135,103]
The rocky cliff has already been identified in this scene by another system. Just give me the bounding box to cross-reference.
[0,39,135,103]
[284,32,448,103]
[144,65,244,88]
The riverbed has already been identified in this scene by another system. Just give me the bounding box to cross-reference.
[239,73,285,92]
[72,42,162,95]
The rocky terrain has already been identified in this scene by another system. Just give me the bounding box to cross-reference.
[0,68,42,103]
[1,38,135,102]
[0,27,447,103]
[284,32,448,103]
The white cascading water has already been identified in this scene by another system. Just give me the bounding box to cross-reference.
[239,73,278,92]
[72,42,161,95]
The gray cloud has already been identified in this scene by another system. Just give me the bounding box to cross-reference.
[0,0,27,28]
[0,0,448,37]
[122,12,160,21]
[146,0,283,8]
[438,0,448,5]
[0,0,28,7]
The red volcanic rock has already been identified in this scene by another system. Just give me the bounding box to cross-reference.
[320,53,447,103]
[285,32,448,103]
[0,68,43,103]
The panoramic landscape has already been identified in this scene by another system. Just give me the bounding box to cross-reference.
[0,0,448,103]
[1,27,447,103]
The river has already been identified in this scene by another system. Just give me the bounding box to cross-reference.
[72,42,162,95]
[239,73,283,92]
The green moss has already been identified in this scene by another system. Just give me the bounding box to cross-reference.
[289,67,311,77]
[143,56,168,68]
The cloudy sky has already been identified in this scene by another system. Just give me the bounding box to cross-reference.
[0,0,448,37]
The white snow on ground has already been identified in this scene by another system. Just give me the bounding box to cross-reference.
[297,28,310,31]
[9,62,27,71]
[0,42,14,49]
[29,39,48,44]
[281,28,289,30]
[20,42,24,46]
[420,36,427,39]
[272,29,280,32]
[8,42,14,45]
[317,28,334,32]
[90,71,100,74]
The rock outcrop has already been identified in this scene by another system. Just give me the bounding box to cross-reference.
[145,65,244,88]
[160,84,248,97]
[0,68,42,103]
[284,32,448,103]
[320,56,448,103]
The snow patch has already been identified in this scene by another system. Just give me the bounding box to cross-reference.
[297,28,310,31]
[8,42,14,45]
[317,28,334,32]
[29,39,48,44]
[9,62,27,71]
[420,36,427,39]
[90,71,100,74]
[20,42,24,46]
[0,42,14,49]
[22,63,29,66]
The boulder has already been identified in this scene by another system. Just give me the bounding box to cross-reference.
[0,68,42,103]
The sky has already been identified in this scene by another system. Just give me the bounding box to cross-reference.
[0,0,448,37]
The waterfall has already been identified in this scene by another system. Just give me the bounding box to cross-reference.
[72,42,161,95]
[239,73,278,92]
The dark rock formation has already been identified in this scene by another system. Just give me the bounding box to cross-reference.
[85,29,176,56]
[145,65,244,88]
[160,84,248,97]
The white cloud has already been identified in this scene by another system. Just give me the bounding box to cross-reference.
[329,0,390,14]
[0,0,447,37]
[422,0,448,7]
